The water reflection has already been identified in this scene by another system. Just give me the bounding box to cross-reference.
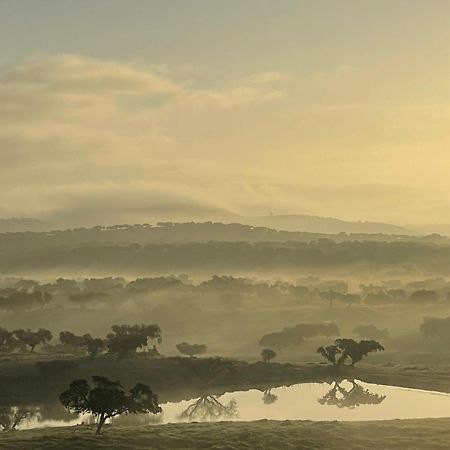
[7,380,450,430]
[179,395,237,421]
[0,406,38,430]
[262,388,278,405]
[318,380,386,409]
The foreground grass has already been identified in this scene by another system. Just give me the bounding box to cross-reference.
[2,419,450,449]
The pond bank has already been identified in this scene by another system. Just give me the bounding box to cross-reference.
[2,418,450,449]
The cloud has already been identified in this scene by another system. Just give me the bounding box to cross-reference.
[1,53,450,226]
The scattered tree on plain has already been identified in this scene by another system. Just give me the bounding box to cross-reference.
[317,338,384,366]
[176,342,207,358]
[13,328,52,352]
[261,348,276,363]
[106,324,161,358]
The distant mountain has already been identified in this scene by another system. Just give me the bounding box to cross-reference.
[0,218,49,232]
[412,224,450,237]
[240,215,415,235]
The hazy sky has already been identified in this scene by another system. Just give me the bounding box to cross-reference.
[1,0,450,226]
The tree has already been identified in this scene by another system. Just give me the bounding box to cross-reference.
[261,348,276,363]
[0,406,35,431]
[86,337,105,359]
[106,324,161,358]
[14,328,52,352]
[410,289,438,304]
[259,322,340,350]
[176,342,207,358]
[60,331,92,353]
[33,291,52,309]
[316,345,341,366]
[317,338,384,366]
[60,376,161,434]
[0,327,20,353]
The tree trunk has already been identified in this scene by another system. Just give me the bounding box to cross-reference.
[96,415,106,435]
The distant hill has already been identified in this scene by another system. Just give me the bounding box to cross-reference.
[0,218,49,232]
[240,215,415,235]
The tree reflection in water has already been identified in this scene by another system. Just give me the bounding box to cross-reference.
[179,395,237,421]
[0,406,39,431]
[318,379,386,409]
[262,388,278,405]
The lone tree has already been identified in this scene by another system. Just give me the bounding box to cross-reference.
[14,328,52,352]
[0,327,21,353]
[60,331,92,353]
[176,342,207,358]
[86,337,106,360]
[60,376,161,434]
[261,348,277,363]
[106,324,161,358]
[317,338,384,366]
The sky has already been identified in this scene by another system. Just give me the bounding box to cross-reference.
[1,0,450,226]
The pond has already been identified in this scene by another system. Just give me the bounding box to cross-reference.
[6,379,450,431]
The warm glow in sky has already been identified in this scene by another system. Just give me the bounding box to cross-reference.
[1,0,450,226]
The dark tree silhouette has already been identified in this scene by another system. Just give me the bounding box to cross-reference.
[86,337,105,359]
[316,345,341,366]
[14,328,52,352]
[259,322,340,350]
[60,376,161,434]
[60,331,92,353]
[106,324,161,358]
[0,327,21,353]
[317,339,384,366]
[176,342,207,358]
[261,348,276,363]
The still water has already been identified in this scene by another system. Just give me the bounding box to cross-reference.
[9,380,450,430]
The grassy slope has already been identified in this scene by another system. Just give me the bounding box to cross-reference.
[2,419,450,449]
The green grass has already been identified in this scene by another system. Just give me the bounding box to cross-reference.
[2,418,450,449]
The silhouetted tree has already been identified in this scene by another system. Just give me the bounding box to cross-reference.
[106,324,161,358]
[176,342,207,358]
[86,337,106,359]
[260,322,340,350]
[60,331,92,353]
[316,345,341,366]
[261,348,276,363]
[60,376,161,434]
[410,289,438,304]
[0,327,21,353]
[14,328,52,352]
[317,339,384,366]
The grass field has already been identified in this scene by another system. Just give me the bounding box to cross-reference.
[2,418,450,449]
